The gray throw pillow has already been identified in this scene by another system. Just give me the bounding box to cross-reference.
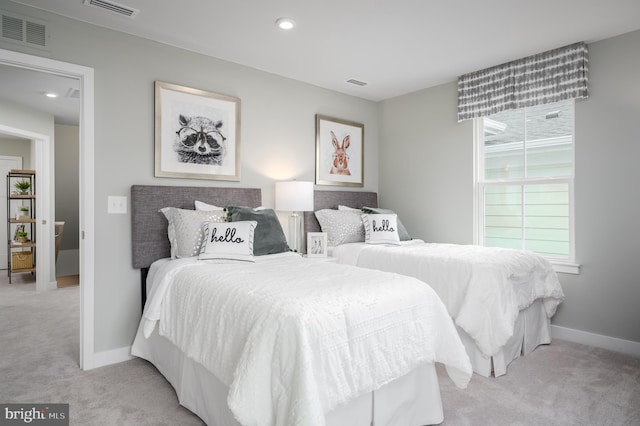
[225,206,291,255]
[314,209,365,246]
[361,207,412,241]
[160,207,227,258]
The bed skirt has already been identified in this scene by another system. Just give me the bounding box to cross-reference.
[459,300,551,377]
[132,326,446,426]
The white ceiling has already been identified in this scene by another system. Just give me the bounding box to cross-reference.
[0,64,80,126]
[3,0,640,124]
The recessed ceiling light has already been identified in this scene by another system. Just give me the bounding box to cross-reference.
[276,17,296,30]
[45,93,58,98]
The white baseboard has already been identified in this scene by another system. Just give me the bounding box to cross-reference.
[91,345,135,369]
[551,325,640,358]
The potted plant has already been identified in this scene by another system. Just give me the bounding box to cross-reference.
[19,206,29,219]
[16,231,28,243]
[14,180,31,195]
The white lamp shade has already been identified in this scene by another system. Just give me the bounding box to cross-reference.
[275,181,314,212]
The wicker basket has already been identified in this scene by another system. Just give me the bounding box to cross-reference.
[12,251,33,270]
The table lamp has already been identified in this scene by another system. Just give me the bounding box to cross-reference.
[275,181,314,253]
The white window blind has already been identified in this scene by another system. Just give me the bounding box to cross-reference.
[475,99,577,268]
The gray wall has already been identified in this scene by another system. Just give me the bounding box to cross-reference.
[54,124,79,252]
[1,3,379,352]
[379,29,640,344]
[0,97,54,139]
[0,137,31,169]
[378,82,474,245]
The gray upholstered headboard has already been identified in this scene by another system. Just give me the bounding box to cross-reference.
[304,190,378,235]
[131,185,262,269]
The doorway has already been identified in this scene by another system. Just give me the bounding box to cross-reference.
[0,127,51,292]
[0,48,95,370]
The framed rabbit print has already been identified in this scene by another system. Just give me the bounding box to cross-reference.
[315,114,364,187]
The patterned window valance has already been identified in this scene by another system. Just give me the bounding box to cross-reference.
[457,42,589,122]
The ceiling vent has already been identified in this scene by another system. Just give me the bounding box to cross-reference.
[346,79,368,87]
[65,88,81,99]
[0,11,49,50]
[83,0,139,18]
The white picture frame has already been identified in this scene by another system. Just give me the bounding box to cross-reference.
[155,81,241,181]
[315,114,364,187]
[306,232,328,257]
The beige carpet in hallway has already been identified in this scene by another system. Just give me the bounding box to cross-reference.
[57,274,80,288]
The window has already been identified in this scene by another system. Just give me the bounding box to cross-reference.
[474,99,578,273]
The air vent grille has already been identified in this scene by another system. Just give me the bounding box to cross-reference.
[65,88,81,99]
[2,15,22,41]
[83,0,139,18]
[0,11,49,50]
[347,79,368,87]
[25,21,46,46]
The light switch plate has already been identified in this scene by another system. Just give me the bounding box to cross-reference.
[107,196,127,214]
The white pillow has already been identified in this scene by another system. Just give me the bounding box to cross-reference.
[195,200,223,211]
[362,213,401,245]
[338,205,360,211]
[314,209,365,246]
[160,207,227,258]
[199,221,257,262]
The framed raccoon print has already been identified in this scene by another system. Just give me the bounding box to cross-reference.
[155,81,241,181]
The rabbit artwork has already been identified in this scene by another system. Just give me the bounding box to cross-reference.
[329,131,351,175]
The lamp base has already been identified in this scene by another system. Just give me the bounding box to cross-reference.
[288,212,303,253]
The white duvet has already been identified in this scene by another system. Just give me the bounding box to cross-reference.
[137,253,472,426]
[332,241,565,357]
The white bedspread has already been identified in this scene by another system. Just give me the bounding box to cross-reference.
[137,253,472,426]
[332,241,565,357]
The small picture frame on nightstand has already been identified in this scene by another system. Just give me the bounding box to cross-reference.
[307,232,327,257]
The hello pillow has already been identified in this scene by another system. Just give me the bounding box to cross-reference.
[199,221,257,262]
[361,213,401,245]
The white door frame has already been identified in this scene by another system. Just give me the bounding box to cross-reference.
[0,48,95,370]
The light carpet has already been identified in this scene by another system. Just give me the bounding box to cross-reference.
[0,278,638,425]
[57,274,80,288]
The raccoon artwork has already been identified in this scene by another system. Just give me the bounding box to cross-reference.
[175,115,227,165]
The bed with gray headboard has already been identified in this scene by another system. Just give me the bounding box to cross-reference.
[131,184,262,306]
[129,185,471,426]
[303,190,378,235]
[308,189,565,378]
